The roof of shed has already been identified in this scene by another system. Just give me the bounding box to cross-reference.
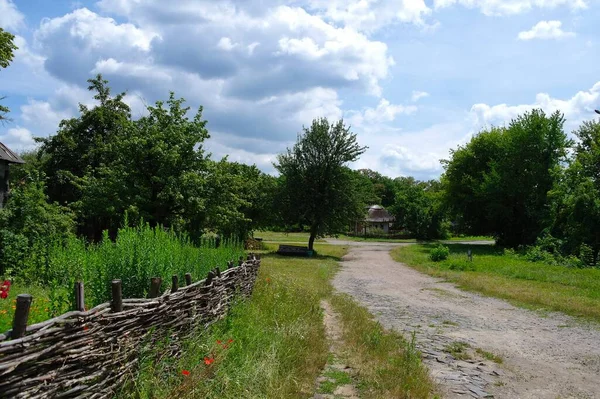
[0,142,25,164]
[365,205,395,223]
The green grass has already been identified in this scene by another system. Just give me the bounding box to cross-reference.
[127,244,435,398]
[121,245,344,399]
[444,236,494,242]
[392,244,600,321]
[444,341,471,360]
[475,348,503,364]
[252,231,325,243]
[330,293,435,398]
[1,224,244,334]
[333,234,417,243]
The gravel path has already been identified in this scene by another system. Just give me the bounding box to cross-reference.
[332,242,600,399]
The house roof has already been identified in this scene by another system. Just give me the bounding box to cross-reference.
[0,142,25,164]
[365,205,395,223]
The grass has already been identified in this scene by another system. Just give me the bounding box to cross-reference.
[330,293,435,398]
[252,231,325,243]
[126,244,435,398]
[475,348,503,364]
[444,341,471,360]
[1,224,245,334]
[392,244,600,321]
[333,234,417,243]
[444,236,494,242]
[122,245,343,399]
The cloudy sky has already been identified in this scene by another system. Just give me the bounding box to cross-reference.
[1,0,599,179]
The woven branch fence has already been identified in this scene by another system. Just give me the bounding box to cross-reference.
[0,255,261,398]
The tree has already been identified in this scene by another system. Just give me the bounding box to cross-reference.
[549,120,600,265]
[275,118,367,250]
[0,28,18,122]
[442,109,570,247]
[391,178,448,240]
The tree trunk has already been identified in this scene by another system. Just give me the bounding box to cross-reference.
[308,226,317,251]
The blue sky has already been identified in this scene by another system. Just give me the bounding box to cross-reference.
[1,0,599,180]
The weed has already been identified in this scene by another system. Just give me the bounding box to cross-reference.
[444,341,471,360]
[475,348,503,364]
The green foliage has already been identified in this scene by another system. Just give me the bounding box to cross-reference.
[0,171,75,276]
[275,118,367,250]
[548,120,600,265]
[429,244,449,262]
[0,27,18,121]
[391,178,449,240]
[442,109,570,247]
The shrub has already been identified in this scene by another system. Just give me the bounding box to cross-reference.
[523,246,556,264]
[429,244,449,262]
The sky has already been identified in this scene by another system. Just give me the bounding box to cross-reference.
[1,0,599,180]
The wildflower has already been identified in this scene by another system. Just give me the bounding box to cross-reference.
[265,277,271,283]
[182,370,191,376]
[227,339,234,344]
[203,356,215,365]
[0,310,6,314]
[217,340,222,345]
[0,291,7,299]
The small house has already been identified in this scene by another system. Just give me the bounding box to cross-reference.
[0,142,25,208]
[354,205,395,235]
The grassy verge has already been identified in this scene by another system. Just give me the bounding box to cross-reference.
[444,236,494,242]
[333,234,417,243]
[392,244,600,321]
[127,243,435,398]
[330,293,435,398]
[122,245,343,398]
[252,231,325,243]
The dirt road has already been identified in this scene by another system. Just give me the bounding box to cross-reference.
[331,242,600,399]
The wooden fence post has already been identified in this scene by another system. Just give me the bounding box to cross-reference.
[205,271,215,286]
[214,267,221,278]
[111,280,123,312]
[74,281,85,311]
[149,277,162,298]
[185,273,192,286]
[227,260,234,269]
[12,294,32,339]
[171,275,179,293]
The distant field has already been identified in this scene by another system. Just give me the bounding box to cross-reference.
[392,244,600,321]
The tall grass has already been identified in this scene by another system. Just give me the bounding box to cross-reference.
[3,224,244,321]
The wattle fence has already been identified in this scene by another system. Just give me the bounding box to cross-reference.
[0,255,261,398]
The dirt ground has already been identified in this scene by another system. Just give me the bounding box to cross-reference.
[330,241,600,399]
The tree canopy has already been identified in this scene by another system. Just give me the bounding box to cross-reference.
[0,28,18,122]
[275,118,367,250]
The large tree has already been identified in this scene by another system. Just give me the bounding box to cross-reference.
[275,118,367,250]
[442,109,570,247]
[0,28,18,122]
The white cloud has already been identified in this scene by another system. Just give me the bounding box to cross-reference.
[518,20,575,40]
[305,0,434,32]
[217,37,238,51]
[0,127,35,151]
[433,0,587,16]
[0,0,25,31]
[411,91,430,102]
[470,81,600,131]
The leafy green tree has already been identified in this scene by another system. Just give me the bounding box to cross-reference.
[391,178,448,240]
[358,169,397,207]
[442,109,570,247]
[0,170,75,276]
[275,118,367,250]
[0,28,18,122]
[549,120,600,264]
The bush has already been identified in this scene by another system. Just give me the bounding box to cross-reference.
[429,244,449,262]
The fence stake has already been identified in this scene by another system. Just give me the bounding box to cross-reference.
[171,275,179,293]
[205,271,215,286]
[74,281,85,311]
[149,277,162,298]
[12,294,32,339]
[227,260,234,269]
[238,256,244,266]
[185,273,192,286]
[111,280,123,312]
[214,267,221,278]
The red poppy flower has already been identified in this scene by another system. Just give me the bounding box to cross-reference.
[204,356,214,365]
[182,370,191,376]
[217,340,222,345]
[227,339,234,344]
[0,291,7,299]
[2,280,10,288]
